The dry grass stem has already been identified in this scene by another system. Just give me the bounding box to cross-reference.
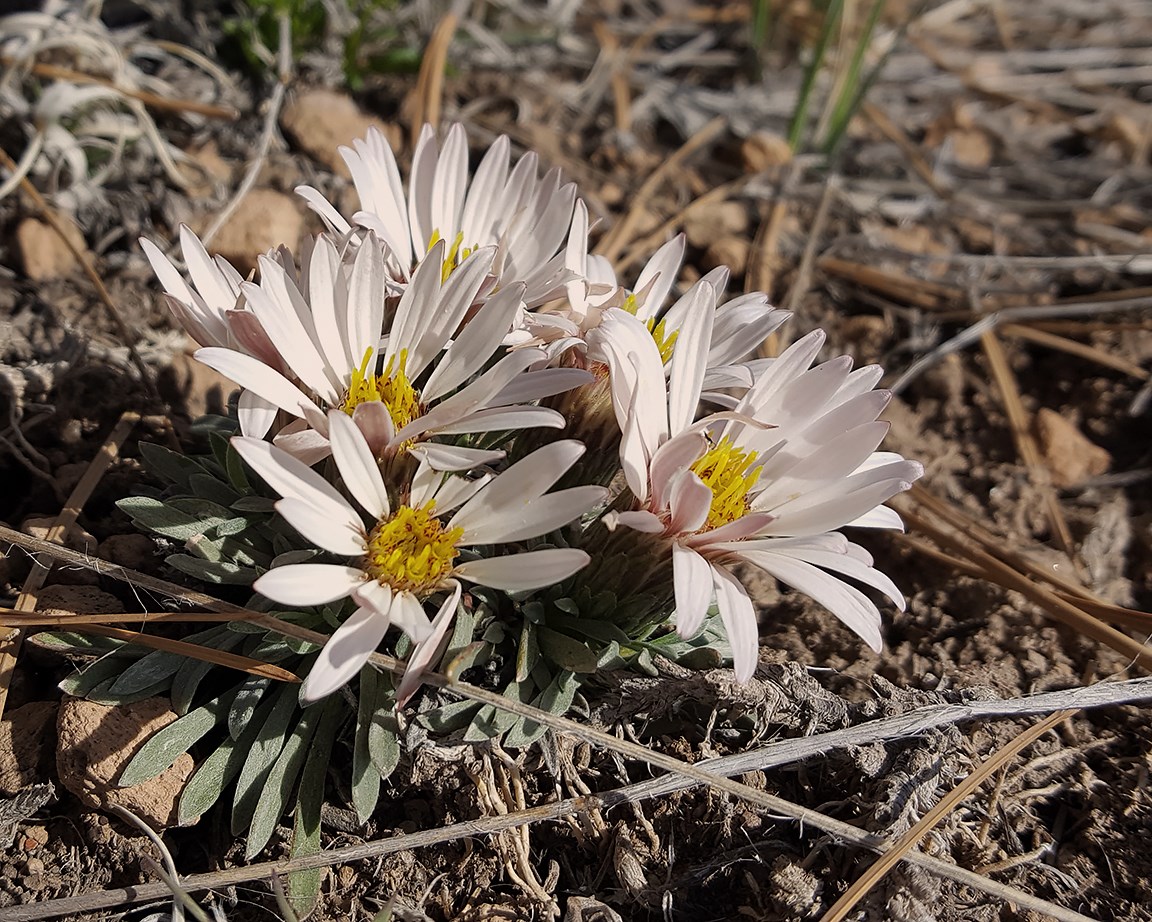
[978,329,1081,568]
[818,710,1075,922]
[0,411,139,722]
[408,12,459,141]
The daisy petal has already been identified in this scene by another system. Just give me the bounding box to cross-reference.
[396,581,461,707]
[454,549,590,591]
[301,597,393,702]
[711,564,760,680]
[254,564,366,606]
[327,410,390,519]
[672,544,714,637]
[275,498,366,556]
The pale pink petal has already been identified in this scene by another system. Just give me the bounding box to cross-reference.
[352,400,395,457]
[686,511,775,546]
[845,505,905,530]
[711,564,760,680]
[733,549,883,653]
[295,184,352,235]
[667,470,712,535]
[666,281,715,435]
[396,581,461,707]
[488,367,593,407]
[345,238,386,372]
[672,544,714,637]
[387,589,434,644]
[237,390,277,439]
[456,485,606,544]
[301,596,393,702]
[275,498,366,556]
[231,435,359,525]
[422,281,526,401]
[409,246,498,379]
[454,549,590,591]
[409,405,565,439]
[254,564,366,606]
[449,440,584,535]
[649,429,708,511]
[632,235,685,323]
[606,510,664,533]
[272,424,333,465]
[411,443,505,471]
[195,347,311,419]
[327,410,390,519]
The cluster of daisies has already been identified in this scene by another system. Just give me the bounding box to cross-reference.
[143,124,922,704]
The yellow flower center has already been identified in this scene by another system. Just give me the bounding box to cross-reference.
[341,348,422,432]
[427,229,477,284]
[620,293,679,363]
[363,501,463,595]
[689,437,763,531]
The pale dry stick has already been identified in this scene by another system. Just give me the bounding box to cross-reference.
[839,249,1152,272]
[0,149,158,398]
[861,100,951,198]
[888,297,1152,394]
[1000,323,1150,381]
[750,159,805,358]
[0,527,1138,922]
[594,116,728,264]
[197,13,291,250]
[819,709,1074,922]
[408,11,459,142]
[110,805,193,922]
[0,411,138,723]
[979,328,1082,572]
[591,21,631,135]
[781,173,839,315]
[897,505,1152,670]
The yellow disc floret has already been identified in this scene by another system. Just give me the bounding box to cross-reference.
[689,437,763,532]
[620,294,679,363]
[427,229,477,283]
[341,348,422,432]
[363,501,463,595]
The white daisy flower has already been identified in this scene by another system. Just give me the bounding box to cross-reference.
[233,412,606,702]
[296,124,585,308]
[140,226,287,435]
[193,230,589,467]
[589,309,923,680]
[530,210,787,387]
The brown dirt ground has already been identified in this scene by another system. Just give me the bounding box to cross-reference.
[0,1,1150,921]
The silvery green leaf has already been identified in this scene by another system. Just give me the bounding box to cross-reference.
[515,620,539,683]
[504,671,578,749]
[213,516,253,538]
[118,691,234,787]
[189,471,240,507]
[270,549,321,567]
[288,695,344,913]
[547,615,631,645]
[352,666,382,824]
[167,554,255,585]
[179,691,276,825]
[551,597,579,616]
[189,414,237,438]
[537,627,600,674]
[117,497,218,542]
[233,684,299,835]
[462,705,500,742]
[595,640,624,670]
[59,653,141,698]
[634,647,657,676]
[110,626,229,697]
[229,677,271,740]
[416,699,481,734]
[246,700,326,858]
[225,442,252,492]
[30,631,121,656]
[170,630,246,715]
[138,442,205,491]
[232,495,277,513]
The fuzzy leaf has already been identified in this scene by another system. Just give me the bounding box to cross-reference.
[170,630,246,715]
[119,691,233,787]
[117,496,221,541]
[189,471,241,507]
[515,620,539,683]
[536,627,600,674]
[59,653,143,698]
[167,554,256,585]
[232,684,300,835]
[288,695,344,913]
[179,691,276,824]
[138,441,205,491]
[352,666,382,824]
[229,677,271,740]
[246,699,327,858]
[504,670,578,749]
